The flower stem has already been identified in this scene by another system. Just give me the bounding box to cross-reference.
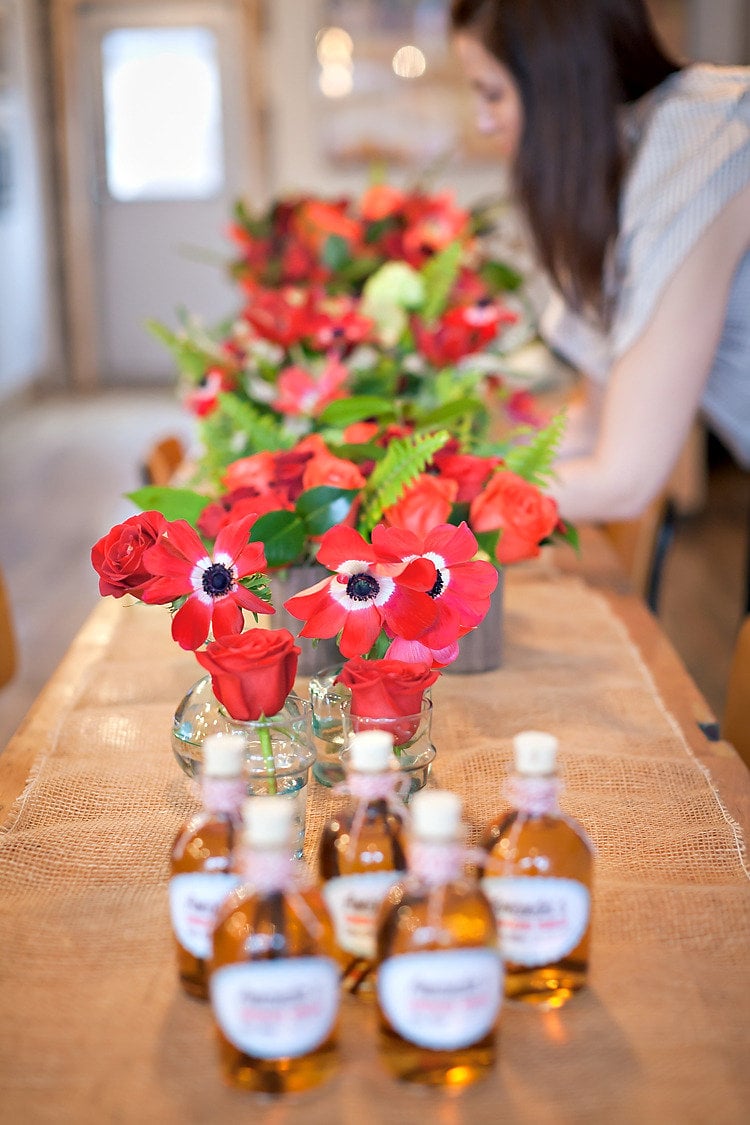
[258,717,277,796]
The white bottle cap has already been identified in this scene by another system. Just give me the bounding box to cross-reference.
[349,729,395,773]
[202,734,245,778]
[241,796,294,849]
[513,731,559,776]
[410,790,462,843]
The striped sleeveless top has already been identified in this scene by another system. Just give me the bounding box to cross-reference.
[540,64,750,467]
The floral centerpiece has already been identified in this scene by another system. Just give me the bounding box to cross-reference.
[90,182,576,789]
[90,501,499,787]
[149,183,536,486]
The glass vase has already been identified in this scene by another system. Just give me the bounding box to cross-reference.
[307,664,436,796]
[172,675,315,857]
[342,699,436,800]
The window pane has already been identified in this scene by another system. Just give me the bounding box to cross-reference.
[101,26,224,202]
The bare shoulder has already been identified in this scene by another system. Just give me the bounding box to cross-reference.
[679,181,750,283]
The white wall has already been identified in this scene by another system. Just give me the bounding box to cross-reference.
[0,0,59,404]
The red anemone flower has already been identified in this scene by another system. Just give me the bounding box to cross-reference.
[273,357,349,417]
[376,522,498,668]
[242,285,316,348]
[283,525,438,658]
[141,516,271,651]
[413,301,516,366]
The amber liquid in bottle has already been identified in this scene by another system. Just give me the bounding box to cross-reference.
[318,731,407,996]
[376,791,501,1087]
[480,731,594,1008]
[210,798,340,1093]
[169,735,245,999]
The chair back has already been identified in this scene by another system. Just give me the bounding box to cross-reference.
[142,436,185,487]
[0,567,17,689]
[601,492,674,612]
[724,616,750,770]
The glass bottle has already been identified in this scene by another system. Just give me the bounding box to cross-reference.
[169,733,246,999]
[480,730,594,1007]
[375,790,502,1087]
[318,729,408,996]
[209,796,340,1093]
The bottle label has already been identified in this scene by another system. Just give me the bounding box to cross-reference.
[210,957,340,1059]
[378,949,502,1051]
[323,871,402,959]
[169,872,241,959]
[481,876,590,967]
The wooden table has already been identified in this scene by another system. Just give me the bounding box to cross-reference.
[1,529,748,1124]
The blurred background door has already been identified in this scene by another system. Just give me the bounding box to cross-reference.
[58,0,265,387]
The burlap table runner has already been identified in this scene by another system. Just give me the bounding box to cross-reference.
[1,567,748,1124]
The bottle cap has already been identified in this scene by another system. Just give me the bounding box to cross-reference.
[349,729,395,773]
[202,734,245,778]
[241,796,294,849]
[410,790,462,843]
[513,730,558,776]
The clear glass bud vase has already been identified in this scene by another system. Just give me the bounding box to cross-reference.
[308,664,436,795]
[172,675,315,857]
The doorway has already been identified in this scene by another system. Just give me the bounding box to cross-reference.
[55,0,265,386]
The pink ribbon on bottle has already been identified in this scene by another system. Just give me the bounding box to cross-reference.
[333,769,411,863]
[201,776,247,814]
[407,841,489,887]
[234,849,326,942]
[505,775,561,817]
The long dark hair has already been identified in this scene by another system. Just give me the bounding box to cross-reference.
[450,0,681,316]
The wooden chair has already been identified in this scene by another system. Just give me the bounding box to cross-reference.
[142,435,186,487]
[724,616,750,770]
[600,491,675,612]
[0,566,17,689]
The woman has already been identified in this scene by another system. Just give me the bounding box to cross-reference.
[451,0,750,522]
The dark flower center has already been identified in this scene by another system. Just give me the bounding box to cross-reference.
[202,563,234,598]
[428,570,445,599]
[346,573,380,602]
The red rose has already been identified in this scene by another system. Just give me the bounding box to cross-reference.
[434,452,502,503]
[196,488,292,540]
[302,450,367,492]
[383,474,458,539]
[195,629,301,721]
[91,511,167,599]
[470,471,559,564]
[360,183,406,221]
[338,657,438,719]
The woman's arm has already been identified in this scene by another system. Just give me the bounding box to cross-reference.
[549,182,750,523]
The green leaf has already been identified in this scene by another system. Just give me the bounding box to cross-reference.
[419,241,463,322]
[214,393,292,454]
[239,572,274,606]
[318,396,397,428]
[504,411,567,485]
[550,519,580,553]
[126,487,210,526]
[359,429,450,535]
[322,234,352,271]
[327,441,385,464]
[475,529,501,563]
[296,486,359,537]
[414,398,485,429]
[249,510,307,568]
[479,260,524,293]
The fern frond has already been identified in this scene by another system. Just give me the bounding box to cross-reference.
[504,410,567,485]
[146,319,220,384]
[359,429,450,535]
[216,394,293,454]
[419,242,462,322]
